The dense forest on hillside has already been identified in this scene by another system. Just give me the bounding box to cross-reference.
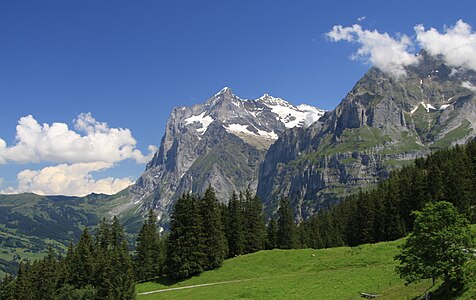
[1,141,476,299]
[298,141,476,248]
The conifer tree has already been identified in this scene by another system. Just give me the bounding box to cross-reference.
[226,192,245,257]
[14,260,33,300]
[199,186,228,270]
[166,193,206,278]
[106,217,135,299]
[243,191,266,253]
[276,198,297,249]
[266,217,278,250]
[70,228,95,288]
[135,209,163,281]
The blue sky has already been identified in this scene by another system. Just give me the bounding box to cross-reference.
[1,0,475,195]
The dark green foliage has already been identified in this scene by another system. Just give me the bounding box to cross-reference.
[3,216,135,300]
[299,141,476,249]
[166,193,206,278]
[199,187,228,270]
[396,201,474,288]
[266,217,278,250]
[226,192,245,257]
[134,209,163,281]
[277,198,297,249]
[70,228,95,289]
[243,191,266,253]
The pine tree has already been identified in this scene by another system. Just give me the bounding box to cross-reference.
[14,260,33,300]
[166,193,206,278]
[266,217,278,249]
[243,191,266,253]
[70,228,95,288]
[106,216,135,299]
[276,198,297,249]
[226,192,245,257]
[135,209,163,281]
[199,186,228,270]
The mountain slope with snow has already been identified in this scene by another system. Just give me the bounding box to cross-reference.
[127,87,324,224]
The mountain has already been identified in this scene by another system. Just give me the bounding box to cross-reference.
[0,190,130,275]
[257,50,476,220]
[128,87,324,224]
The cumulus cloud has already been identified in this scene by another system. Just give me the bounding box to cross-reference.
[357,16,366,22]
[326,24,419,77]
[415,20,476,71]
[326,20,476,77]
[3,162,133,196]
[0,113,157,164]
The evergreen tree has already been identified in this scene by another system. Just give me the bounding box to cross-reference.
[226,192,245,257]
[199,186,228,270]
[106,217,135,299]
[70,228,95,289]
[166,193,206,278]
[276,198,297,249]
[14,260,33,300]
[243,191,266,253]
[266,217,278,249]
[135,209,163,281]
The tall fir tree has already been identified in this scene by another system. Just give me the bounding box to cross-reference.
[276,198,297,249]
[242,191,266,253]
[166,193,206,278]
[106,217,135,300]
[266,217,278,250]
[70,228,95,289]
[199,186,228,270]
[135,209,163,281]
[226,192,245,257]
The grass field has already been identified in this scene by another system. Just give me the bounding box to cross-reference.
[136,239,439,300]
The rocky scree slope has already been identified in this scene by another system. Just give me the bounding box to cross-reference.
[257,51,476,221]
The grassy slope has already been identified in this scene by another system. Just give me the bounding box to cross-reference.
[136,240,436,300]
[137,225,476,299]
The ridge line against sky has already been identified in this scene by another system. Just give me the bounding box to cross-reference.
[0,1,475,196]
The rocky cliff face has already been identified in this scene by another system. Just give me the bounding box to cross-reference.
[129,87,324,223]
[257,51,476,220]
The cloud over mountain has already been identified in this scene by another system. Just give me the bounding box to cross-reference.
[327,20,476,77]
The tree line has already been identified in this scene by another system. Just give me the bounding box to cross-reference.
[0,187,298,298]
[298,141,476,249]
[2,141,476,298]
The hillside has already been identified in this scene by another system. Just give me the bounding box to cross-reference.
[0,190,131,276]
[135,239,437,299]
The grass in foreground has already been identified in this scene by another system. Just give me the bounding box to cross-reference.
[136,239,438,299]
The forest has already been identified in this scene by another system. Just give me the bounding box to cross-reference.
[1,141,476,299]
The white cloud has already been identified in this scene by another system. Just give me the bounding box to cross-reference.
[3,162,133,196]
[462,81,476,92]
[357,16,366,22]
[0,113,157,164]
[415,20,476,71]
[326,24,419,77]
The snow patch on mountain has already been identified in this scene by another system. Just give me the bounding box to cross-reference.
[225,124,278,140]
[410,102,437,114]
[184,112,214,134]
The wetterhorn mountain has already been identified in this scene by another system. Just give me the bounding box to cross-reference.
[129,87,324,223]
[257,50,476,221]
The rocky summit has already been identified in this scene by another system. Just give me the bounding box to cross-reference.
[128,87,324,224]
[257,50,476,221]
